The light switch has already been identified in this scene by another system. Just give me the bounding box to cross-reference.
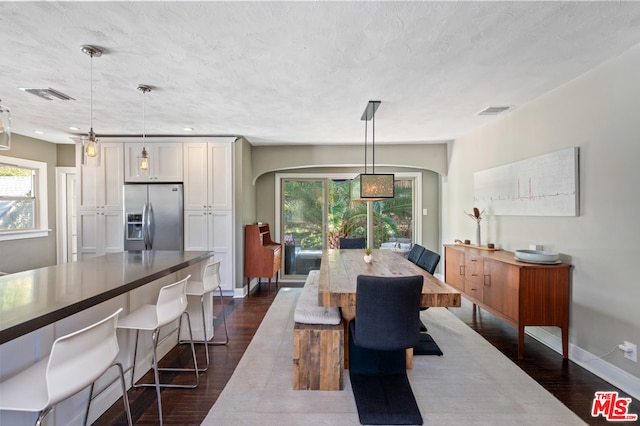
[423,209,428,216]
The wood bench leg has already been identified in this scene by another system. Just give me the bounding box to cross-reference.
[293,323,344,390]
[340,306,355,369]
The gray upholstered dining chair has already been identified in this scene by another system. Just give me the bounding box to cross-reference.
[339,237,366,249]
[414,248,441,332]
[348,274,424,425]
[407,244,425,264]
[415,248,440,274]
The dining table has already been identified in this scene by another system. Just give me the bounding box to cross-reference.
[317,248,461,368]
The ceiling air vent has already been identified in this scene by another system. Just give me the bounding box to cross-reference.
[19,88,75,101]
[476,106,510,116]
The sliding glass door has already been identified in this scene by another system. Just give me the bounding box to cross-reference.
[282,179,325,276]
[280,174,418,278]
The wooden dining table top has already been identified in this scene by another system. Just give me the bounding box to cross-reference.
[317,248,461,315]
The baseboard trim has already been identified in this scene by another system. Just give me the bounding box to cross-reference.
[526,327,640,401]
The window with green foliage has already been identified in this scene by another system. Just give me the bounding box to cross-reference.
[280,174,418,277]
[329,178,414,248]
[0,156,48,239]
[0,163,36,231]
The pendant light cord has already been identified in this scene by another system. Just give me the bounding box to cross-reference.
[90,51,93,132]
[364,117,368,174]
[372,109,375,174]
[142,88,146,149]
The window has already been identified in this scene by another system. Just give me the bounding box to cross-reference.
[277,172,421,279]
[0,155,49,241]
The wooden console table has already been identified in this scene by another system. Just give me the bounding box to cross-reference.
[444,244,571,359]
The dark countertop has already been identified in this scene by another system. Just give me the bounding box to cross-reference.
[0,250,214,344]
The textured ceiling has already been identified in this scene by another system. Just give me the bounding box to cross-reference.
[1,1,640,146]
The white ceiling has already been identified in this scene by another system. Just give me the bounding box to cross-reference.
[2,1,640,146]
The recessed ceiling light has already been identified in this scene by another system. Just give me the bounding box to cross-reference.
[69,126,80,131]
[34,130,44,135]
[183,127,194,132]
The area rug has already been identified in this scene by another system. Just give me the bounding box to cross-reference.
[202,288,586,425]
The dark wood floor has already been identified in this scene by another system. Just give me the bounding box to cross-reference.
[95,284,639,425]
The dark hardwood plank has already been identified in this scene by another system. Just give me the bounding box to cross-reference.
[448,298,640,425]
[95,286,638,425]
[93,283,278,425]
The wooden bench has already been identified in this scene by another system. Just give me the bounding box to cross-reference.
[293,270,344,390]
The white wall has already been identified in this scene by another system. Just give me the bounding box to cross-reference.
[444,43,640,393]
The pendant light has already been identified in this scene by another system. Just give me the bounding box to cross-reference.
[136,84,152,177]
[352,100,395,200]
[0,99,10,150]
[80,45,103,167]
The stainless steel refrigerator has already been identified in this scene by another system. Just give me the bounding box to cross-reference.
[124,183,183,250]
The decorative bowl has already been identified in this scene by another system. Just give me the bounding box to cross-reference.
[514,249,559,263]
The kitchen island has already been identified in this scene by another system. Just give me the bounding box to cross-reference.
[0,250,213,426]
[0,250,214,344]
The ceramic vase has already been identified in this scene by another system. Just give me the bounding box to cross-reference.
[476,222,481,247]
[364,254,372,263]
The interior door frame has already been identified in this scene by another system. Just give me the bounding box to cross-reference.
[56,167,76,264]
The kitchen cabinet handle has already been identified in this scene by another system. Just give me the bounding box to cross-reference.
[459,265,465,276]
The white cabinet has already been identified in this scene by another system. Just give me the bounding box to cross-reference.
[183,142,232,210]
[183,141,234,291]
[77,142,124,210]
[78,209,124,256]
[124,142,183,182]
[77,142,125,257]
[183,211,233,290]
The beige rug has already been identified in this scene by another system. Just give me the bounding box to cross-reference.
[202,288,586,425]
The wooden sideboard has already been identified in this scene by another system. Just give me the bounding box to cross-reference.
[244,223,282,294]
[444,244,571,359]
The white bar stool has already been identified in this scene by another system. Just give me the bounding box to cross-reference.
[182,259,229,372]
[0,309,132,426]
[116,275,198,426]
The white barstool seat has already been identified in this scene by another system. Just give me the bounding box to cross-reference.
[117,275,198,426]
[182,259,229,371]
[0,309,132,426]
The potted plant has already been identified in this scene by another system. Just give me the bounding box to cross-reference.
[363,247,372,263]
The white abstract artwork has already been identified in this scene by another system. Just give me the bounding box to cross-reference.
[474,147,579,216]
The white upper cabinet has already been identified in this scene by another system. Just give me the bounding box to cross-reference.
[183,142,233,211]
[124,142,183,182]
[210,143,233,210]
[77,142,124,210]
[76,142,125,256]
